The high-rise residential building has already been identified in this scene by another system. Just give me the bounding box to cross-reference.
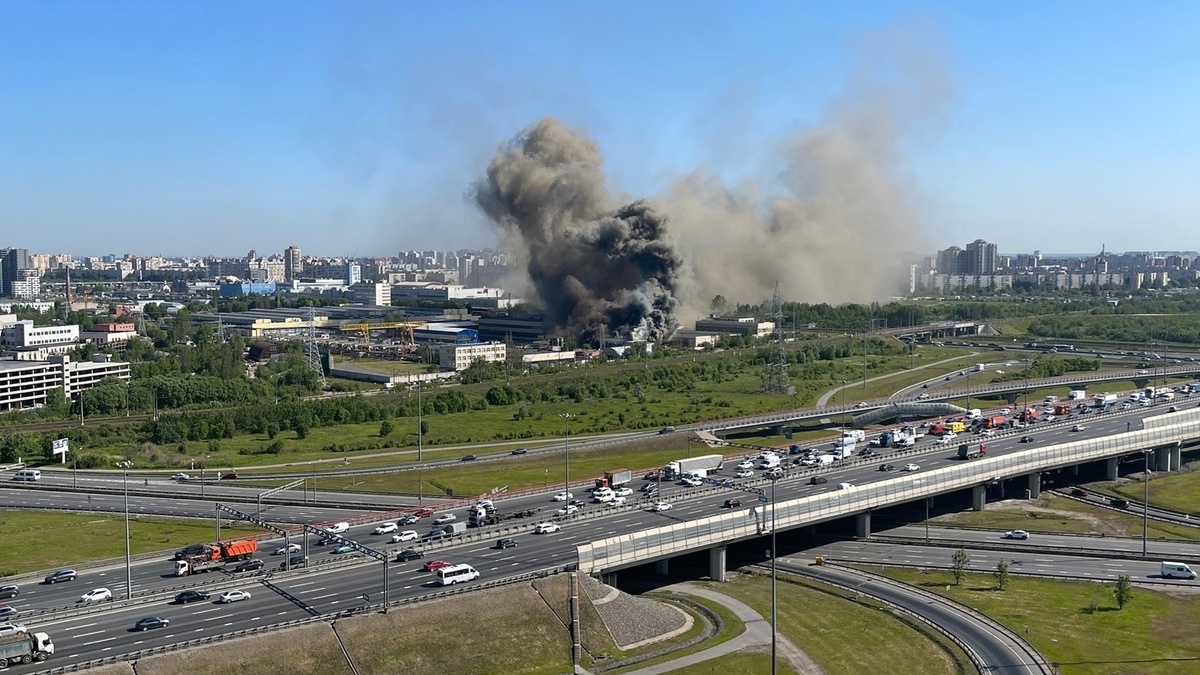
[284,245,302,282]
[935,246,963,275]
[964,239,998,275]
[0,248,30,298]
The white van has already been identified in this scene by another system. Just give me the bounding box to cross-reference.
[1160,561,1196,579]
[12,469,41,482]
[436,563,480,586]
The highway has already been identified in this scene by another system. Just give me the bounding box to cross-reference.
[879,524,1200,560]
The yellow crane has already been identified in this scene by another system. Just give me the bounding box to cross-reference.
[338,321,426,344]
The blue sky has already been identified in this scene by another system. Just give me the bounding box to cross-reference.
[2,1,1197,258]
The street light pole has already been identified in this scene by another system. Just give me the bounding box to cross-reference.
[417,380,423,462]
[120,461,133,601]
[838,380,848,435]
[561,414,573,512]
[770,476,778,675]
[1143,449,1152,557]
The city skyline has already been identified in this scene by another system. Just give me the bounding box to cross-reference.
[3,3,1199,257]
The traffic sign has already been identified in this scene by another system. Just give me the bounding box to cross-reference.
[758,496,769,505]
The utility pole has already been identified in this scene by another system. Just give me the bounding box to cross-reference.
[417,380,423,462]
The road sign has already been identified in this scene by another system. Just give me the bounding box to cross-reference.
[758,496,769,505]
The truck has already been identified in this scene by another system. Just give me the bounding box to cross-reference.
[982,415,1007,429]
[947,421,966,434]
[1018,408,1040,422]
[967,408,983,420]
[957,443,988,460]
[873,431,894,447]
[1054,404,1073,416]
[1068,389,1088,401]
[974,363,986,372]
[468,505,538,527]
[595,469,633,489]
[930,422,947,436]
[841,429,866,443]
[0,632,55,666]
[1159,390,1176,401]
[440,522,468,536]
[174,539,259,576]
[663,454,724,480]
[1093,392,1118,408]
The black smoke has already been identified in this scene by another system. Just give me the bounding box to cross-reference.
[472,118,682,344]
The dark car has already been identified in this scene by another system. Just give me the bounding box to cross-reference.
[788,445,804,455]
[879,464,895,472]
[1019,436,1034,443]
[0,585,17,600]
[174,590,210,604]
[398,514,419,525]
[644,470,661,481]
[809,476,828,485]
[396,548,425,562]
[495,538,518,549]
[174,544,209,560]
[861,449,879,458]
[44,569,77,584]
[1169,406,1179,412]
[1111,498,1130,508]
[134,616,170,631]
[233,559,264,573]
[460,455,477,462]
[221,472,239,480]
[1069,488,1087,497]
[511,448,528,456]
[723,499,742,508]
[280,555,308,570]
[316,536,335,546]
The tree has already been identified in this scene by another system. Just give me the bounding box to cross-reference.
[419,420,429,436]
[379,420,394,437]
[1114,574,1134,609]
[951,548,970,585]
[993,559,1010,590]
[295,421,309,439]
[710,295,728,315]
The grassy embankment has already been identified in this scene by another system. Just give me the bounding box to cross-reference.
[930,494,1200,541]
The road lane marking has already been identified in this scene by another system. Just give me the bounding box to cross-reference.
[74,630,105,639]
[82,637,117,647]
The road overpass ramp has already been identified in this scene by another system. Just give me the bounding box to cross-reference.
[852,402,967,428]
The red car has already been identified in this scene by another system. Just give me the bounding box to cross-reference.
[421,560,451,572]
[414,507,435,519]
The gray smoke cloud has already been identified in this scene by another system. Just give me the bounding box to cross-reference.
[471,119,682,343]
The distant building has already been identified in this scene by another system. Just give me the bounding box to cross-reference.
[0,354,131,412]
[0,320,79,350]
[81,323,139,353]
[672,330,720,350]
[477,314,547,344]
[219,282,277,297]
[694,316,774,337]
[284,245,302,282]
[438,341,506,371]
[347,282,392,306]
[0,248,30,297]
[11,269,40,300]
[413,323,479,344]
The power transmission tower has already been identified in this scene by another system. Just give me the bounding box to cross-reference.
[761,282,794,394]
[304,306,326,388]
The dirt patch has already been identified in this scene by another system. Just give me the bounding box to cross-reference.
[78,664,135,675]
[134,622,350,675]
[935,498,1127,536]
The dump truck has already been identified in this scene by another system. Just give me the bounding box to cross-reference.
[982,415,1007,429]
[467,505,538,527]
[174,539,259,576]
[595,469,633,489]
[957,443,987,460]
[1018,408,1039,422]
[663,454,724,480]
[0,632,54,666]
[1054,404,1073,416]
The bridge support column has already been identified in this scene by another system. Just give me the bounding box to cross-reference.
[1003,392,1021,405]
[805,525,818,535]
[972,485,986,511]
[1155,447,1173,472]
[1026,473,1041,499]
[1069,463,1079,476]
[1105,457,1119,481]
[1172,443,1183,472]
[855,511,871,538]
[655,559,670,577]
[708,546,727,582]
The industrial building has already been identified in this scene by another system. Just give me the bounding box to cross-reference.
[0,354,131,412]
[413,322,479,344]
[346,282,392,306]
[477,314,547,344]
[0,319,80,352]
[438,341,506,371]
[693,316,775,337]
[80,323,140,353]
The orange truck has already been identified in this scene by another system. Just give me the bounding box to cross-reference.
[982,416,1007,429]
[174,539,259,576]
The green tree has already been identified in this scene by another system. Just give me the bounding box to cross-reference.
[710,295,728,314]
[951,548,970,585]
[994,559,1010,590]
[379,420,394,437]
[419,420,428,436]
[295,421,309,439]
[1114,574,1134,609]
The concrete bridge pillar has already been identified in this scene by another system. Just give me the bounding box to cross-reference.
[655,559,670,577]
[1069,464,1079,476]
[1155,447,1173,472]
[972,485,987,511]
[708,546,726,582]
[1026,473,1041,499]
[1106,457,1119,481]
[1172,443,1183,472]
[1003,392,1021,406]
[855,511,871,538]
[1132,378,1149,389]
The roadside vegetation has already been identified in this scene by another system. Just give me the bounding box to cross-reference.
[932,494,1200,541]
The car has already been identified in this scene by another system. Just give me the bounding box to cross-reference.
[1069,487,1087,497]
[174,590,210,604]
[324,522,350,534]
[280,555,308,570]
[1071,425,1085,432]
[736,460,755,470]
[433,514,457,525]
[735,470,754,478]
[879,464,895,472]
[659,426,676,435]
[396,548,425,562]
[171,473,190,481]
[79,588,113,603]
[723,499,742,508]
[390,530,419,543]
[836,482,854,490]
[221,472,238,480]
[1003,530,1030,540]
[217,590,252,604]
[373,523,398,535]
[606,496,627,506]
[917,393,929,399]
[0,623,26,637]
[332,543,357,554]
[902,463,920,472]
[460,454,477,462]
[495,538,519,549]
[614,487,634,497]
[233,558,264,573]
[533,522,561,535]
[316,536,337,546]
[1170,406,1179,412]
[511,448,528,455]
[134,616,169,631]
[763,468,784,479]
[650,502,672,512]
[1019,436,1034,443]
[273,543,301,556]
[643,470,661,480]
[398,514,419,525]
[861,449,879,458]
[44,569,77,584]
[556,504,581,517]
[415,507,435,518]
[0,585,17,600]
[809,476,828,485]
[422,560,452,572]
[552,492,573,501]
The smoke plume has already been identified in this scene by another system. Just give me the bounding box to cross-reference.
[471,119,682,343]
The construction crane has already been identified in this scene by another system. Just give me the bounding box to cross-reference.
[338,321,426,344]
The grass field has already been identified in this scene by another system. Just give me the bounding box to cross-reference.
[1110,466,1200,516]
[668,651,798,675]
[865,566,1200,675]
[934,495,1200,541]
[137,623,352,675]
[331,355,428,376]
[0,510,263,576]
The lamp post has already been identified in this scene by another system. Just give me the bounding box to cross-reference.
[561,414,573,513]
[1143,449,1153,557]
[417,378,423,462]
[838,380,848,435]
[769,474,778,675]
[118,460,133,601]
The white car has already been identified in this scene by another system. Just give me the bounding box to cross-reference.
[614,487,634,497]
[1071,425,1085,432]
[735,470,754,478]
[736,460,755,470]
[593,492,614,503]
[606,496,627,506]
[534,522,561,534]
[475,500,494,510]
[324,522,350,534]
[79,588,112,603]
[390,530,419,543]
[1004,529,1030,540]
[836,482,854,490]
[552,492,573,502]
[0,623,27,637]
[373,523,399,535]
[171,473,190,481]
[901,463,920,472]
[433,514,457,525]
[681,477,703,487]
[556,504,581,517]
[217,590,252,604]
[273,543,301,555]
[650,502,672,512]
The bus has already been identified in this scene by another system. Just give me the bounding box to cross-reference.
[435,564,480,586]
[1048,344,1076,352]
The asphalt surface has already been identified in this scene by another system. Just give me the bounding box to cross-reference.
[880,524,1200,560]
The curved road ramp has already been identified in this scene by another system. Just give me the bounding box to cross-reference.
[852,402,967,428]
